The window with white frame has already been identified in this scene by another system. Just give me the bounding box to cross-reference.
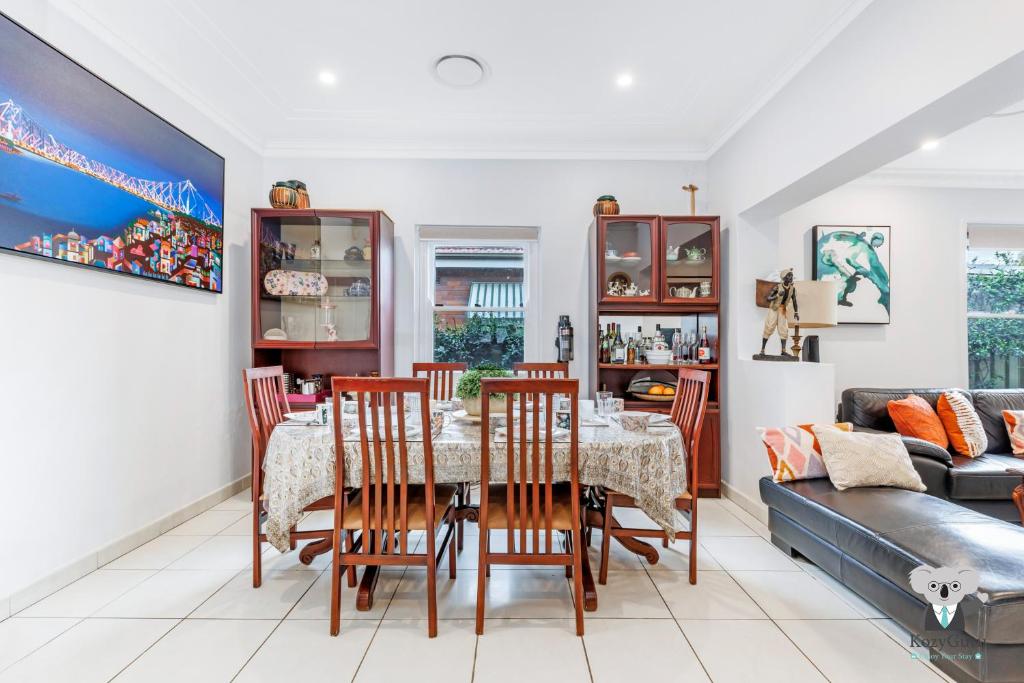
[966,224,1024,389]
[417,229,539,370]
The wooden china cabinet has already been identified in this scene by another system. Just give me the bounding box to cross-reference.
[251,209,394,404]
[588,215,722,496]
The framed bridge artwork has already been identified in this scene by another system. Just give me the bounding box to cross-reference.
[0,12,225,293]
[812,225,891,324]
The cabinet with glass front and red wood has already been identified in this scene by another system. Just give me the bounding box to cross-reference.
[251,209,394,410]
[587,214,722,496]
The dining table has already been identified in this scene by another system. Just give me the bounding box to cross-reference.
[260,404,688,611]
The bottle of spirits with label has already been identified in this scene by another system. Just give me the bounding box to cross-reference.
[698,325,712,364]
[626,331,637,365]
[612,325,626,364]
[635,326,645,363]
[599,325,610,364]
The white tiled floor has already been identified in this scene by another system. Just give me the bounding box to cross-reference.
[0,491,954,682]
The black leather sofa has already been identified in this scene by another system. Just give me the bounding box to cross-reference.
[838,388,1023,523]
[760,477,1024,683]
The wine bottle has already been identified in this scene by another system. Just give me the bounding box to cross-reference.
[612,324,626,364]
[698,325,712,364]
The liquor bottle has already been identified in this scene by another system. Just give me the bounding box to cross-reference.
[636,326,646,363]
[612,325,626,364]
[626,332,637,365]
[654,323,663,347]
[599,325,610,364]
[698,325,712,364]
[689,332,699,364]
[671,329,682,363]
[681,332,691,363]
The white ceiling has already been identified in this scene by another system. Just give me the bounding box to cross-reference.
[872,100,1024,187]
[54,0,867,159]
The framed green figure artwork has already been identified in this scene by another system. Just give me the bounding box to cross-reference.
[812,225,891,324]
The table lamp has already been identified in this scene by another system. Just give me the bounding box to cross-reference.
[791,281,838,360]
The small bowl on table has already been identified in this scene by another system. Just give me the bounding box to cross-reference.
[646,349,672,365]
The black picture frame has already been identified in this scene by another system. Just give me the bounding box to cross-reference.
[0,11,226,293]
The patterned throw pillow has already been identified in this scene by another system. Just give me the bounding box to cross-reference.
[811,427,927,492]
[937,391,988,457]
[1003,410,1024,456]
[759,423,853,483]
[887,394,949,449]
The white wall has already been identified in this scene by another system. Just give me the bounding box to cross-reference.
[260,157,706,391]
[0,2,262,599]
[779,183,1024,400]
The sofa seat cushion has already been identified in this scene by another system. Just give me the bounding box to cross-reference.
[948,453,1023,500]
[760,477,1024,645]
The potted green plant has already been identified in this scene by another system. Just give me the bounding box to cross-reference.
[456,363,512,416]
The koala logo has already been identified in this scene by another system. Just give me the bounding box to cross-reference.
[909,565,979,630]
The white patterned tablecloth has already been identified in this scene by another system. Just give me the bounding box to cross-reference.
[261,414,687,552]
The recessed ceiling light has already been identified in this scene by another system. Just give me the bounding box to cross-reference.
[434,55,486,88]
[616,73,634,88]
[920,139,940,151]
[318,70,337,86]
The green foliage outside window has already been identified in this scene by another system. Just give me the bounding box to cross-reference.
[968,251,1024,389]
[433,314,524,370]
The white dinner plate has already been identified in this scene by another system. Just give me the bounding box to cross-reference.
[284,412,318,423]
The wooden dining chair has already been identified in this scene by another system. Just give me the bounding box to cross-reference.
[512,361,569,378]
[328,376,458,638]
[412,362,467,400]
[476,377,585,636]
[598,367,710,586]
[412,361,470,552]
[243,366,336,588]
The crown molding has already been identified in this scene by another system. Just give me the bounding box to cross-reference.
[704,0,874,158]
[51,0,265,155]
[261,140,709,161]
[855,168,1024,189]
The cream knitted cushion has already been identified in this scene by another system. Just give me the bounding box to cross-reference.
[812,427,926,492]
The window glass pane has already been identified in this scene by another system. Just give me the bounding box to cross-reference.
[967,241,1024,389]
[431,243,526,370]
[433,245,525,305]
[433,313,524,369]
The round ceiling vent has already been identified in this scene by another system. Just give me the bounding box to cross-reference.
[433,55,487,88]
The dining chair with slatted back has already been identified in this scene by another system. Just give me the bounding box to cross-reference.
[598,367,710,586]
[329,376,459,638]
[412,362,467,401]
[243,366,335,588]
[476,377,585,636]
[512,361,570,379]
[413,361,470,552]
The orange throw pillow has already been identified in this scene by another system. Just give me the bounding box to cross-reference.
[937,392,987,457]
[887,395,948,449]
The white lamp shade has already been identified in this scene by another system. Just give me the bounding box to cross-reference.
[794,280,838,328]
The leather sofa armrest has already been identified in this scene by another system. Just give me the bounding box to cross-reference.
[852,426,953,466]
[910,454,952,498]
[901,437,954,466]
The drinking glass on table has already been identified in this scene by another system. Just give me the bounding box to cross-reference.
[596,391,614,418]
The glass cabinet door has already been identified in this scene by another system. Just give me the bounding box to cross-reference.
[662,218,717,302]
[256,213,375,346]
[600,218,658,303]
[317,215,374,344]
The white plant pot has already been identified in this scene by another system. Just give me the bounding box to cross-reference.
[462,395,507,417]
